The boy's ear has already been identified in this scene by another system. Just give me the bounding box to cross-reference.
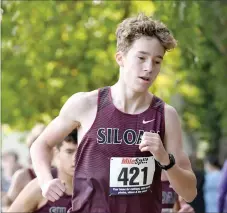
[115,51,124,67]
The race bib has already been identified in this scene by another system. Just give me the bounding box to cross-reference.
[109,156,155,196]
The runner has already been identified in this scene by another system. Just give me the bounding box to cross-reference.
[31,13,197,213]
[2,124,46,209]
[7,130,77,213]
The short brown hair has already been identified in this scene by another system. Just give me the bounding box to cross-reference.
[57,129,77,149]
[116,13,177,53]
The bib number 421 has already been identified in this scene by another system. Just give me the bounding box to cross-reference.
[110,157,155,195]
[117,167,148,186]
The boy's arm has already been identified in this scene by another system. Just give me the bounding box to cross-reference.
[30,94,82,186]
[139,104,197,202]
[30,91,97,202]
[7,178,42,212]
[164,104,197,202]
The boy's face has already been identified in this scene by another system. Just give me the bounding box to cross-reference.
[116,36,165,93]
[58,141,77,176]
[2,154,17,171]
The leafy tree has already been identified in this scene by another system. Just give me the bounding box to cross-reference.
[3,1,226,154]
[154,1,227,152]
[2,0,169,129]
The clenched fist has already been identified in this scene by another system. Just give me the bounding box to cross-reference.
[41,179,66,202]
[139,132,169,165]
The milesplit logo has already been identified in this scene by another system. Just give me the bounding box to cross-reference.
[121,157,149,165]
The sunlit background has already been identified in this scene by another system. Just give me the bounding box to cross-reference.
[2,0,227,162]
[1,2,227,212]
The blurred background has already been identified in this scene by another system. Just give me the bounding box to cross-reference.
[1,1,227,212]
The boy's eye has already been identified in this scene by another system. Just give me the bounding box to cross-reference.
[138,57,145,60]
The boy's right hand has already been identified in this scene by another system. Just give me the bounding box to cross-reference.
[41,179,66,202]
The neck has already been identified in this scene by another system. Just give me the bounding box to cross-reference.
[111,81,153,114]
[57,169,73,195]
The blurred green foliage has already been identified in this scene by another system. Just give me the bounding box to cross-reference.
[154,1,227,152]
[2,1,227,152]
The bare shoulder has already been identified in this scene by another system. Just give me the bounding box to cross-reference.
[27,178,40,189]
[12,169,38,188]
[78,89,99,106]
[60,89,99,121]
[67,90,98,106]
[164,104,180,125]
[164,103,178,116]
[23,177,42,198]
[164,104,181,145]
[7,178,42,212]
[164,104,183,152]
[13,168,28,178]
[10,168,31,183]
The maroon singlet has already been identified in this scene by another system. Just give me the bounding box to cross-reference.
[162,181,178,212]
[34,168,71,213]
[70,87,165,213]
